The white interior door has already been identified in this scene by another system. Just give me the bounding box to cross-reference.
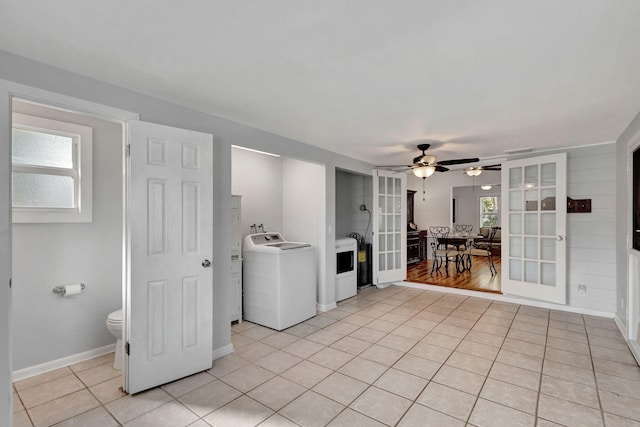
[126,120,213,394]
[373,170,407,285]
[501,153,567,304]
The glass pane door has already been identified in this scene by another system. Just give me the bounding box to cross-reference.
[373,170,406,285]
[502,153,567,304]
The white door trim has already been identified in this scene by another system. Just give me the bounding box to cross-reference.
[627,129,640,343]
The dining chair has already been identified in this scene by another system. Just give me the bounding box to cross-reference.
[429,225,458,276]
[453,224,473,237]
[464,226,499,275]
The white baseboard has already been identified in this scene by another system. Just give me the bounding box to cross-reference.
[400,281,615,319]
[12,343,116,382]
[212,343,234,361]
[317,302,337,312]
[614,314,640,365]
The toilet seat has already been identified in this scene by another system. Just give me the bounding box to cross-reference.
[107,309,122,324]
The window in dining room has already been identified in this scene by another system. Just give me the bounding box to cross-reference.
[480,196,499,227]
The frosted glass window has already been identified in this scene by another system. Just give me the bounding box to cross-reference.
[541,263,556,286]
[525,190,538,211]
[541,213,556,236]
[12,173,74,208]
[525,213,538,235]
[525,237,538,259]
[541,238,556,261]
[394,178,401,195]
[387,234,394,251]
[12,112,93,223]
[386,195,393,213]
[387,253,393,270]
[525,165,538,188]
[509,191,522,211]
[379,177,385,193]
[509,213,522,234]
[395,234,401,252]
[541,163,556,186]
[378,209,385,232]
[509,168,522,189]
[525,261,538,283]
[379,196,386,213]
[387,215,393,231]
[387,178,393,194]
[395,252,401,270]
[395,195,402,212]
[379,234,386,251]
[395,214,401,231]
[509,259,522,280]
[379,254,386,271]
[509,236,522,258]
[541,189,556,211]
[12,128,74,169]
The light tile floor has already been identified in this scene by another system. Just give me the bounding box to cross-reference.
[12,285,640,426]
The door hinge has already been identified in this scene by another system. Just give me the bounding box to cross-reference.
[126,144,131,157]
[8,278,11,289]
[125,342,130,355]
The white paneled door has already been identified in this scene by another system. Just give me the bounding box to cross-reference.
[501,153,567,304]
[127,121,213,394]
[373,170,407,286]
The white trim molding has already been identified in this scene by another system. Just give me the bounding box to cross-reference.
[212,343,234,361]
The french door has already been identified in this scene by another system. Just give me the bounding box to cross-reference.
[126,120,213,393]
[373,170,407,286]
[501,153,567,304]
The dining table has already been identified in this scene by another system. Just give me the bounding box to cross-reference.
[436,235,482,273]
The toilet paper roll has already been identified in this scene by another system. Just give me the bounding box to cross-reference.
[63,284,83,297]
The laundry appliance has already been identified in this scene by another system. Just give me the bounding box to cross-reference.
[243,232,317,330]
[335,237,357,301]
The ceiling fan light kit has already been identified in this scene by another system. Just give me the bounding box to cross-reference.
[413,165,436,178]
[466,169,482,176]
[481,184,492,190]
[377,143,481,178]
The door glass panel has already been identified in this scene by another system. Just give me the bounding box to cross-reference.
[386,196,393,213]
[509,236,522,258]
[525,165,538,188]
[525,213,538,235]
[394,214,401,232]
[387,177,393,194]
[525,261,538,283]
[525,190,538,211]
[387,234,394,251]
[509,213,522,234]
[509,191,522,211]
[541,213,556,236]
[379,234,385,251]
[509,168,522,189]
[395,195,402,211]
[386,215,393,231]
[509,259,522,280]
[379,253,386,271]
[541,263,556,286]
[525,237,538,259]
[541,188,556,211]
[379,177,385,193]
[395,234,401,252]
[395,252,401,270]
[541,238,556,261]
[541,163,556,186]
[394,178,401,195]
[387,253,393,270]
[378,195,385,213]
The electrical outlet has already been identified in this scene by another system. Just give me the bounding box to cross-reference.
[578,284,587,296]
[359,204,367,211]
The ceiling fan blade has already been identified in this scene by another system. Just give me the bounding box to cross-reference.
[374,165,414,168]
[435,165,449,172]
[438,157,480,166]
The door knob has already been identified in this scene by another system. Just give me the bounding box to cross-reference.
[202,259,211,268]
[557,236,564,241]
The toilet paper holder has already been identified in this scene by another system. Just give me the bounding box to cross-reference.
[53,283,85,294]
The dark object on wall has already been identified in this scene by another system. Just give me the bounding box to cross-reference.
[634,147,640,250]
[357,242,372,287]
[567,197,591,213]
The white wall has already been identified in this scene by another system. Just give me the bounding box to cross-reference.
[12,101,122,370]
[452,185,501,232]
[335,170,373,242]
[231,148,283,236]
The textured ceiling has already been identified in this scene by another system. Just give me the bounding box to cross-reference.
[1,1,640,166]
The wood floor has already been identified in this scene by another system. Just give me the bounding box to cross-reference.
[406,255,502,294]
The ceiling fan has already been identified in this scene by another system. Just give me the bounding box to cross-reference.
[376,143,480,178]
[464,164,502,176]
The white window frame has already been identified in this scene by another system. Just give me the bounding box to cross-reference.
[479,195,500,228]
[12,113,93,223]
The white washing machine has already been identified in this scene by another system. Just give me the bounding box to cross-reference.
[243,232,317,330]
[335,237,357,301]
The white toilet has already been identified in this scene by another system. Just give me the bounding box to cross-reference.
[106,309,123,370]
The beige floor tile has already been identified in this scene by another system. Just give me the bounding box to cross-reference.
[220,363,275,392]
[513,314,549,328]
[416,382,476,420]
[507,328,547,345]
[14,391,24,413]
[469,398,535,427]
[259,413,300,427]
[546,336,591,355]
[477,315,513,328]
[600,390,640,422]
[404,318,439,332]
[397,402,465,427]
[348,327,387,343]
[379,312,411,324]
[496,349,543,373]
[342,314,375,327]
[421,332,462,349]
[409,342,452,363]
[239,325,278,341]
[14,367,73,392]
[247,376,306,411]
[325,321,361,336]
[488,362,540,391]
[232,321,257,332]
[587,325,625,340]
[281,360,332,388]
[207,353,250,378]
[374,368,428,400]
[231,333,255,348]
[593,357,640,382]
[432,365,486,395]
[69,353,115,373]
[450,309,482,321]
[591,335,635,352]
[480,378,538,414]
[591,345,638,366]
[13,411,32,427]
[446,351,493,376]
[123,401,198,427]
[254,350,302,374]
[203,395,273,427]
[308,347,354,370]
[441,316,475,330]
[306,329,344,346]
[19,374,85,409]
[464,330,505,348]
[542,359,596,387]
[545,347,593,370]
[376,333,417,352]
[75,363,121,387]
[330,336,372,355]
[535,418,566,427]
[538,394,604,427]
[178,380,242,417]
[597,372,640,400]
[339,357,389,384]
[501,337,545,358]
[541,374,600,409]
[413,310,446,323]
[327,408,385,426]
[234,341,278,362]
[105,388,172,424]
[282,338,324,359]
[603,412,640,427]
[284,322,320,337]
[431,323,469,339]
[350,386,411,425]
[547,327,588,343]
[161,372,215,398]
[392,354,440,380]
[472,322,510,337]
[88,376,126,404]
[313,372,368,405]
[28,389,99,427]
[359,344,404,366]
[259,332,299,349]
[549,319,586,333]
[280,391,345,427]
